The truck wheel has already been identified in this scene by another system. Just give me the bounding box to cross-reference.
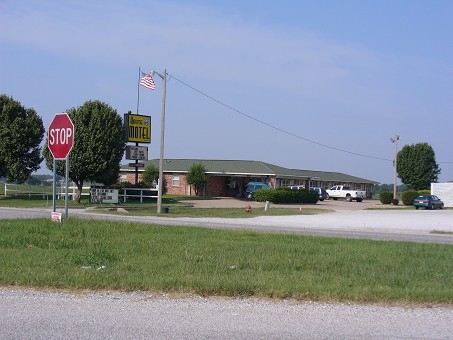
[346,194,352,202]
[356,198,362,202]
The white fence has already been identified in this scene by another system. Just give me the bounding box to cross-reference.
[3,183,53,198]
[431,183,453,208]
[3,183,158,204]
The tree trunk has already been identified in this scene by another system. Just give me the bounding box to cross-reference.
[74,180,84,204]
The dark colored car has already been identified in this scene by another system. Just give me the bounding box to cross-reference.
[309,187,328,201]
[244,182,270,199]
[413,194,444,210]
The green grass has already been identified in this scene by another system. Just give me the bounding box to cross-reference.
[0,194,330,217]
[1,218,452,305]
[91,205,329,217]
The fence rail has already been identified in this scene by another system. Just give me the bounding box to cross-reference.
[3,183,158,203]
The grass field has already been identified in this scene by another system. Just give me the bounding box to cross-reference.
[1,218,452,305]
[0,193,330,217]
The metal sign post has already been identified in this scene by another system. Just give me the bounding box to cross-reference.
[48,113,74,220]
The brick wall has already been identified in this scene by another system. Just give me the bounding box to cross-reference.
[205,176,227,197]
[165,173,190,195]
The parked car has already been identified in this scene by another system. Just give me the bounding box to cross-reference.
[244,182,270,199]
[413,194,444,210]
[309,187,328,201]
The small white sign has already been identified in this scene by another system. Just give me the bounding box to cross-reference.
[51,212,62,222]
[125,145,148,160]
[90,188,119,204]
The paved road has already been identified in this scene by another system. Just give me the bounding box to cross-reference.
[1,288,453,340]
[1,203,453,244]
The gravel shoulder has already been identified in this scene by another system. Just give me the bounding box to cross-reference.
[1,288,452,339]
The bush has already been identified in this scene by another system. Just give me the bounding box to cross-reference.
[379,191,393,204]
[255,187,318,204]
[391,198,399,205]
[418,189,430,195]
[401,190,419,206]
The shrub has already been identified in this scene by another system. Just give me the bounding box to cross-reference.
[255,187,318,204]
[254,188,274,202]
[418,189,430,195]
[379,191,393,204]
[391,198,399,205]
[402,190,419,206]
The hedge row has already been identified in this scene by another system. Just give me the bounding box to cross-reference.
[380,190,429,206]
[255,187,318,204]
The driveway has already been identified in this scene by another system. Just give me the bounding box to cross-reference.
[181,197,401,210]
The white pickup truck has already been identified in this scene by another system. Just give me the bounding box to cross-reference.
[326,185,366,202]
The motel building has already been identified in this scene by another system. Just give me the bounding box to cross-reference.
[120,159,377,198]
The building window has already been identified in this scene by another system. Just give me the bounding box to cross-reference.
[172,173,180,186]
[280,179,290,187]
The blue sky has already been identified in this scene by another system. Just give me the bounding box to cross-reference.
[1,0,452,184]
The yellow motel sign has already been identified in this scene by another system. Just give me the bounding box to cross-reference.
[124,113,151,143]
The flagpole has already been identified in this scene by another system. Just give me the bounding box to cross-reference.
[136,67,141,114]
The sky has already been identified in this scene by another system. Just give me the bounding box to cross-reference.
[1,0,452,184]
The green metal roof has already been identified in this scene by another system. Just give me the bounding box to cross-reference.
[122,159,377,184]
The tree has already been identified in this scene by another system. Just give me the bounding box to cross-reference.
[0,95,45,183]
[142,164,159,186]
[186,163,207,196]
[43,100,126,203]
[397,143,441,190]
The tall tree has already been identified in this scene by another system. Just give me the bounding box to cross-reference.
[141,164,159,186]
[186,163,207,196]
[43,100,126,203]
[397,143,441,190]
[0,95,44,183]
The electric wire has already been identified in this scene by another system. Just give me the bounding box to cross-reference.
[168,73,392,162]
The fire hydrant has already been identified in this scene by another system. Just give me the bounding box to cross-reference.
[245,204,252,213]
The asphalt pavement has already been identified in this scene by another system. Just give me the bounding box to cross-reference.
[1,198,453,243]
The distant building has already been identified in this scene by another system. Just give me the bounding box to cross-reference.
[120,159,377,198]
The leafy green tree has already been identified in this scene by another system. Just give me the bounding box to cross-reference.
[397,143,440,190]
[142,164,159,186]
[0,95,45,183]
[43,100,126,203]
[186,163,207,196]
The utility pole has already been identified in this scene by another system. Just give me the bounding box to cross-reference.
[153,69,167,213]
[391,135,399,200]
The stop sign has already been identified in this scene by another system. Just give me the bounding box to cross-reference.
[48,113,74,159]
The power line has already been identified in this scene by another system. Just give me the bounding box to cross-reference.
[168,73,452,164]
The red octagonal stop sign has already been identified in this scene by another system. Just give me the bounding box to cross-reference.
[48,113,74,159]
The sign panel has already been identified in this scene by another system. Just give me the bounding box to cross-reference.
[124,114,151,143]
[125,145,148,160]
[128,163,145,167]
[51,212,62,222]
[48,113,74,159]
[90,188,119,204]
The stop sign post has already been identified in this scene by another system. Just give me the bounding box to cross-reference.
[48,113,74,218]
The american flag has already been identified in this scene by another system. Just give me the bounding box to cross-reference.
[139,72,156,90]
